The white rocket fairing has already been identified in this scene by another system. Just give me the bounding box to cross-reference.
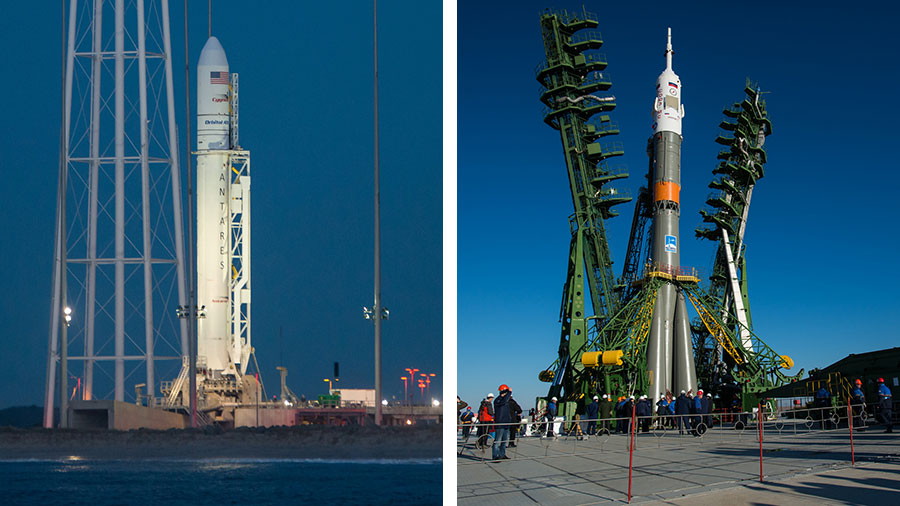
[196,36,234,375]
[652,28,684,137]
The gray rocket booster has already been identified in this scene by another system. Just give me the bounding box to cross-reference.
[645,28,698,399]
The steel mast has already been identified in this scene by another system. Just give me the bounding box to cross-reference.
[44,0,188,426]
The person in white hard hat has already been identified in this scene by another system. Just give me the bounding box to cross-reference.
[599,394,613,433]
[656,391,670,429]
[636,395,652,432]
[586,395,600,435]
[675,389,691,435]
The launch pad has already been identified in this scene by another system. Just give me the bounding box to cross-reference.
[534,9,800,419]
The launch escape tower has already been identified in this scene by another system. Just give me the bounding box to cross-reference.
[535,11,800,415]
[535,8,631,418]
[45,0,189,427]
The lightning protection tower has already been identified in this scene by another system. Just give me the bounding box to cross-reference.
[44,0,188,427]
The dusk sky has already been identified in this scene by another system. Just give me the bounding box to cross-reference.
[0,1,442,409]
[458,1,899,409]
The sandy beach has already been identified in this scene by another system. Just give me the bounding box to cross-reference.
[0,424,441,460]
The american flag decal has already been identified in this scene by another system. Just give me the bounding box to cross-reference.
[210,71,230,84]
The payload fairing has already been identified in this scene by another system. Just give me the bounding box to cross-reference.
[645,29,698,398]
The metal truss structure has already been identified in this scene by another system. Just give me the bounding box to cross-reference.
[44,0,187,427]
[226,150,251,374]
[691,81,802,407]
[535,8,631,417]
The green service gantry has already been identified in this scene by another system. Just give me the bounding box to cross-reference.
[535,8,630,418]
[692,80,802,410]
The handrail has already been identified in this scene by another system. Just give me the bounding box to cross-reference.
[569,30,603,45]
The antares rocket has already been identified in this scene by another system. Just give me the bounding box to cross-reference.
[196,36,251,380]
[645,29,698,398]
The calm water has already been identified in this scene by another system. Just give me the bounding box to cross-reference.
[0,458,442,505]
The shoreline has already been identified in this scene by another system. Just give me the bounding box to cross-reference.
[0,424,441,460]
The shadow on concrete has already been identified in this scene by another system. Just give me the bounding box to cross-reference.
[742,471,900,506]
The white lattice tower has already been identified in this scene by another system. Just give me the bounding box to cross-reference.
[44,0,187,427]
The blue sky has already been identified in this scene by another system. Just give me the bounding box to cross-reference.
[458,1,900,411]
[0,1,442,408]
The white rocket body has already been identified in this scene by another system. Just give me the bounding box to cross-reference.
[196,37,233,374]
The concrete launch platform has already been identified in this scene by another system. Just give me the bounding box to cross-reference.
[69,400,188,430]
[457,423,899,505]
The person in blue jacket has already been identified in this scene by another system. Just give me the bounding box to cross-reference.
[656,393,670,429]
[815,386,832,428]
[850,379,866,430]
[667,392,676,428]
[460,406,474,438]
[876,378,893,433]
[674,390,692,435]
[692,390,705,436]
[492,384,512,460]
[586,396,600,435]
[615,396,627,433]
[636,395,652,432]
[545,396,558,437]
[700,390,712,428]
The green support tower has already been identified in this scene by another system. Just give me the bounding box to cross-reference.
[535,8,630,419]
[692,80,802,410]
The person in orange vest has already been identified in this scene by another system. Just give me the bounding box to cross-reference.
[476,393,494,449]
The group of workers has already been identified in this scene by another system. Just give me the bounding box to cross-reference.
[811,377,894,433]
[850,377,893,433]
[575,389,712,436]
[529,390,712,438]
[458,376,894,459]
[458,385,524,461]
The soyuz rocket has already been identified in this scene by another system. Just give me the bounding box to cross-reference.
[645,29,698,399]
[196,36,248,377]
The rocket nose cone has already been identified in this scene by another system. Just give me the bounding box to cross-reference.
[198,36,228,67]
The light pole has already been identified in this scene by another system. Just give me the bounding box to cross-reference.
[401,376,408,406]
[60,306,72,428]
[417,380,426,403]
[323,378,333,394]
[425,373,435,399]
[405,368,418,406]
[419,373,427,402]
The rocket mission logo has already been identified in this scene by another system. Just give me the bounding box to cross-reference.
[665,235,677,253]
